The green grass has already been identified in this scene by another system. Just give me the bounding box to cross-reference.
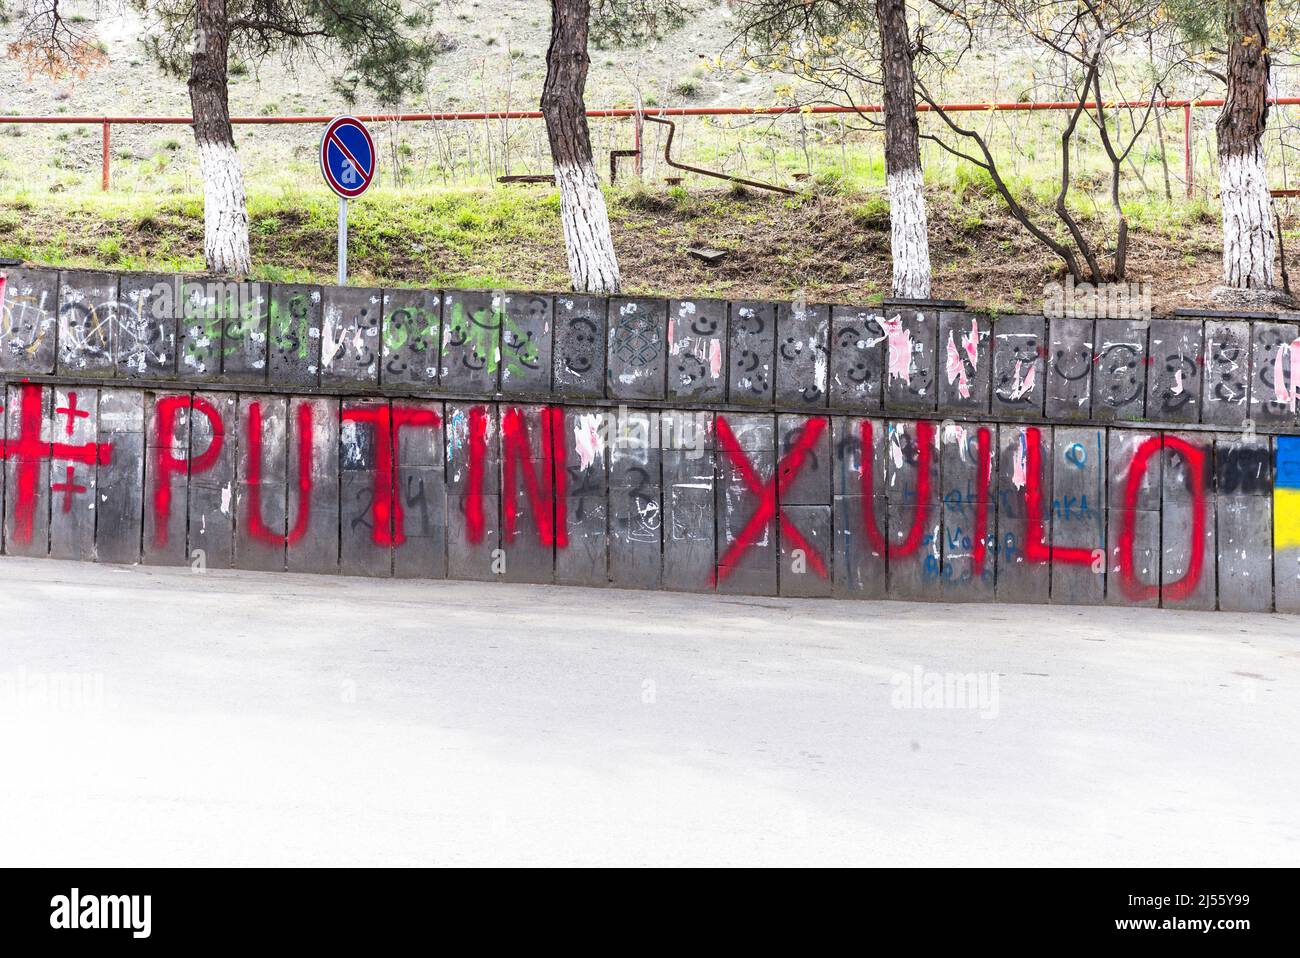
[0,168,1231,310]
[1,175,1214,261]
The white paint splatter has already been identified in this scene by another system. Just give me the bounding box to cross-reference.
[1011,432,1029,490]
[1008,360,1036,401]
[888,429,905,469]
[1273,340,1300,411]
[320,307,345,369]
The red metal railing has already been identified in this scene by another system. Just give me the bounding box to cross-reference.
[4,97,1300,195]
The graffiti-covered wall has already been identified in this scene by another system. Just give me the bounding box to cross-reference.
[1,266,1297,612]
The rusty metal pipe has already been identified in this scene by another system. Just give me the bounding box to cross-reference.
[642,114,798,195]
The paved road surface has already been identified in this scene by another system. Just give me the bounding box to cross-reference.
[0,558,1295,866]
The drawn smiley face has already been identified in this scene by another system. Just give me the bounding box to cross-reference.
[1160,353,1197,412]
[1051,344,1092,383]
[504,327,540,369]
[689,312,719,337]
[469,303,503,331]
[563,316,599,374]
[1208,330,1247,403]
[837,326,875,385]
[799,384,823,402]
[1099,342,1142,407]
[735,349,768,394]
[733,307,764,335]
[994,337,1039,403]
[675,354,707,386]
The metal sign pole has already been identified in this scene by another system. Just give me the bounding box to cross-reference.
[322,116,373,285]
[337,196,348,287]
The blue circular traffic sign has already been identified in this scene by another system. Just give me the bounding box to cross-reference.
[320,116,376,198]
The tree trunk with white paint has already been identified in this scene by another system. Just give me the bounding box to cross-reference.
[877,0,931,300]
[190,0,251,277]
[542,0,621,295]
[1217,0,1275,290]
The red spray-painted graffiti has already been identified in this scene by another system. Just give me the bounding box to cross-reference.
[858,419,938,557]
[151,394,223,548]
[971,427,993,577]
[1022,426,1097,568]
[841,420,1208,597]
[1018,426,1207,596]
[54,392,90,436]
[0,382,111,543]
[501,406,567,548]
[854,421,992,575]
[125,396,1214,599]
[464,406,490,544]
[245,401,315,546]
[339,403,442,547]
[714,414,828,585]
[1117,435,1207,601]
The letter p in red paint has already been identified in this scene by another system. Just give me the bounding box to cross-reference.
[152,395,224,548]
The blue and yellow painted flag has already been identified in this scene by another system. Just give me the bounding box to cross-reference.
[1276,437,1300,551]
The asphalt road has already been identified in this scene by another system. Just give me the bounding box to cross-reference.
[0,557,1295,866]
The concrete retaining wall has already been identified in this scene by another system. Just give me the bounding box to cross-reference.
[1,266,1297,611]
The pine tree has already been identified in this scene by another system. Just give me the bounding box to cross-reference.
[135,0,447,276]
[730,0,932,298]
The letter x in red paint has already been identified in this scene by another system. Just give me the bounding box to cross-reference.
[0,382,112,542]
[713,415,828,585]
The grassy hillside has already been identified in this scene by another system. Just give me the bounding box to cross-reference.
[0,177,1233,312]
[2,1,1293,309]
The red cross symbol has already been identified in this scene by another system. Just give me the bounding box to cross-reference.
[0,383,112,543]
[51,465,88,512]
[713,415,828,585]
[55,391,91,437]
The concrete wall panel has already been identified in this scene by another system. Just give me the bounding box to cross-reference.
[57,271,117,377]
[499,292,554,398]
[381,289,441,388]
[829,307,883,412]
[936,311,991,415]
[607,297,666,401]
[320,287,382,388]
[991,315,1045,419]
[0,267,57,374]
[775,302,829,409]
[94,388,144,565]
[1146,319,1201,423]
[668,298,727,403]
[1045,317,1094,420]
[728,301,776,406]
[553,296,607,399]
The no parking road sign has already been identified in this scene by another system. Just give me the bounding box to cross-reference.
[320,116,375,286]
[320,116,376,198]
